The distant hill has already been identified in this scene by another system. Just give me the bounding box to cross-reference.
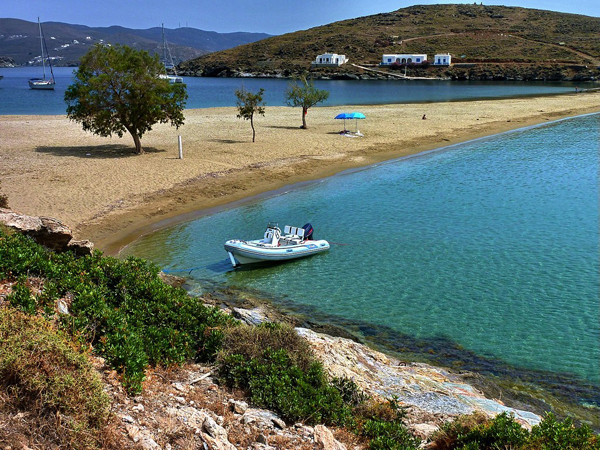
[0,18,271,66]
[179,4,600,81]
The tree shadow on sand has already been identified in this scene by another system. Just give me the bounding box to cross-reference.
[35,144,166,159]
[207,138,247,144]
[265,125,305,130]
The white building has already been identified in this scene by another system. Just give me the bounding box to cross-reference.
[381,54,427,65]
[312,53,348,67]
[433,53,452,65]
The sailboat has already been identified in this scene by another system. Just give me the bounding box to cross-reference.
[159,24,183,84]
[28,17,55,90]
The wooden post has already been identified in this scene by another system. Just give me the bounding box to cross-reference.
[178,135,183,159]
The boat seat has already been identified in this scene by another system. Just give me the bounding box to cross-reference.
[284,225,305,240]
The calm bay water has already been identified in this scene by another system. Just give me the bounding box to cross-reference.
[0,66,586,115]
[121,114,600,393]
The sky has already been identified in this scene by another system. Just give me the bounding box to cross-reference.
[3,0,598,35]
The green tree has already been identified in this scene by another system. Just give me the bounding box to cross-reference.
[64,44,187,154]
[235,86,266,142]
[285,76,329,129]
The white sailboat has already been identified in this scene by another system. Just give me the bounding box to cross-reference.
[159,24,183,84]
[28,17,55,90]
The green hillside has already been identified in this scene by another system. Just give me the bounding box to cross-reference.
[179,4,600,80]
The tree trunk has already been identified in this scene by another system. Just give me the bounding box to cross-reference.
[251,114,256,142]
[301,107,308,129]
[128,128,143,154]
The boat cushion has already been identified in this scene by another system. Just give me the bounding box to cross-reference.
[284,225,305,238]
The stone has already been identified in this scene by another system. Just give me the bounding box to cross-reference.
[410,423,439,440]
[202,415,236,450]
[314,425,346,450]
[122,414,135,423]
[232,307,268,326]
[67,239,94,256]
[272,418,286,429]
[229,399,248,414]
[0,209,92,254]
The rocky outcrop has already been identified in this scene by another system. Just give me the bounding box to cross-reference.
[0,209,93,255]
[231,306,541,437]
[0,56,16,68]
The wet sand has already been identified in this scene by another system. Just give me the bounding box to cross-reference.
[1,92,599,254]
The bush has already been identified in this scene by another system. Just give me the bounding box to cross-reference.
[0,307,110,449]
[429,412,600,450]
[354,397,420,450]
[217,323,354,425]
[525,413,600,450]
[0,229,235,394]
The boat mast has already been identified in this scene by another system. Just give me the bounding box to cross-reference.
[162,23,167,66]
[38,17,46,80]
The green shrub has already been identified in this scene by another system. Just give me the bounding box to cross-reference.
[217,323,353,425]
[0,307,110,449]
[0,229,234,394]
[525,413,600,450]
[355,397,420,450]
[7,277,36,314]
[429,412,600,450]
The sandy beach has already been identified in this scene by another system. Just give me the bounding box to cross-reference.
[1,91,599,254]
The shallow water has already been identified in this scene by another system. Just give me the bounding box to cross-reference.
[122,114,600,396]
[0,66,587,115]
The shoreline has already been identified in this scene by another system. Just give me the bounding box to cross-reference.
[1,93,599,255]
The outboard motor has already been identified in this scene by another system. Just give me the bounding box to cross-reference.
[302,223,314,240]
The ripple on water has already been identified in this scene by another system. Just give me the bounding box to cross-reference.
[122,114,600,388]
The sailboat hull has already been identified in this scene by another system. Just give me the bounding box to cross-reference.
[28,78,55,90]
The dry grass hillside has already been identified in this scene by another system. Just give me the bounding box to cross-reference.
[179,4,600,78]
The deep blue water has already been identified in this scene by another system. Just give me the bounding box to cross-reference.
[121,114,599,390]
[0,66,586,115]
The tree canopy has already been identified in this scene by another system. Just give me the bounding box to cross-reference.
[64,44,187,154]
[235,87,266,143]
[284,76,329,129]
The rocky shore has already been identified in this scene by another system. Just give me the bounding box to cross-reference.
[1,211,543,448]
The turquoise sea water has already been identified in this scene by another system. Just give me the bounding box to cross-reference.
[0,66,587,115]
[122,114,600,396]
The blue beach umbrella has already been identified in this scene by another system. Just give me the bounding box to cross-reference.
[335,112,352,131]
[349,112,366,132]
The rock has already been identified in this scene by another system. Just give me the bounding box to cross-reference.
[57,299,70,315]
[272,418,286,429]
[133,404,145,412]
[125,424,160,449]
[232,307,268,326]
[175,396,186,404]
[242,409,282,427]
[296,328,541,427]
[410,423,439,440]
[122,414,135,423]
[67,239,94,256]
[202,416,236,450]
[314,425,346,450]
[229,399,248,414]
[0,209,93,255]
[256,434,268,444]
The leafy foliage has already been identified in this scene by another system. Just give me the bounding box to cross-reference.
[235,86,266,142]
[284,76,329,128]
[0,308,110,449]
[430,412,600,450]
[64,44,187,154]
[357,398,421,450]
[217,323,353,425]
[0,229,234,394]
